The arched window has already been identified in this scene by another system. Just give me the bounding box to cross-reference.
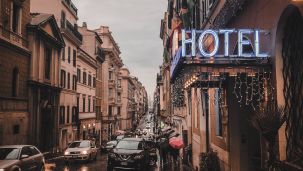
[12,67,19,97]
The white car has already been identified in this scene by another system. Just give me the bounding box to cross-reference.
[64,140,98,163]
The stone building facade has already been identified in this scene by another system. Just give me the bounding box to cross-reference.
[0,0,31,145]
[157,0,303,170]
[78,23,105,145]
[27,14,64,152]
[95,26,123,141]
[31,0,83,151]
[119,68,135,130]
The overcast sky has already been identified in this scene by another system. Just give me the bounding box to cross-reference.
[73,0,167,97]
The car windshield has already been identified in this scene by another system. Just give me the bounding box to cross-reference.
[69,141,90,148]
[116,140,142,150]
[0,148,20,160]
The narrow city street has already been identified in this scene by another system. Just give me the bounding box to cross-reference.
[45,155,108,171]
[2,0,303,171]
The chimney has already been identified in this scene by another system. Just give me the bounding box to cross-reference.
[82,22,87,28]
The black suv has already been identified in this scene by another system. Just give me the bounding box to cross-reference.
[107,137,149,170]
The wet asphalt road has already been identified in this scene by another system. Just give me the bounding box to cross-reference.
[45,113,160,171]
[45,154,108,171]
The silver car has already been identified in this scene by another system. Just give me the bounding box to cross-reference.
[0,145,45,171]
[64,140,98,163]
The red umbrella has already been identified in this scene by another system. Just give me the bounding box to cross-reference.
[169,137,184,149]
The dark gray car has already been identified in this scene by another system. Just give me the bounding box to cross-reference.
[0,145,45,171]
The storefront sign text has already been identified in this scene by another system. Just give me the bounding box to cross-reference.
[182,29,269,58]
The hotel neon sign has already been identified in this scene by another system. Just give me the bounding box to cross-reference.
[181,29,269,58]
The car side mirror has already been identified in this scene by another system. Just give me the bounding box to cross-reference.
[21,154,29,159]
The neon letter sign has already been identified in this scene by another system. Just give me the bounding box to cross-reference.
[181,29,269,58]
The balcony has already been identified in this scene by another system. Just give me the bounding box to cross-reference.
[117,98,122,105]
[0,25,29,50]
[108,80,116,87]
[101,115,118,124]
[62,0,78,17]
[96,47,105,63]
[117,85,122,92]
[79,112,96,120]
[61,20,82,45]
[108,96,116,104]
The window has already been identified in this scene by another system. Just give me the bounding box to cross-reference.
[83,97,86,112]
[93,77,96,88]
[73,49,76,67]
[108,105,112,116]
[45,47,52,80]
[93,99,95,112]
[72,75,77,90]
[60,70,66,88]
[61,11,66,28]
[68,47,71,63]
[62,48,65,61]
[117,79,121,87]
[13,125,19,135]
[117,92,121,100]
[12,2,21,33]
[29,146,39,155]
[77,97,79,112]
[215,88,222,136]
[83,72,87,84]
[77,68,81,83]
[66,106,70,124]
[117,107,121,115]
[72,107,77,123]
[109,71,113,80]
[109,88,113,97]
[12,67,19,97]
[21,147,32,157]
[88,97,91,112]
[88,75,92,86]
[67,72,70,89]
[59,106,65,125]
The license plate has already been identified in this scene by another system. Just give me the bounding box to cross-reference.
[72,156,77,158]
[121,162,128,166]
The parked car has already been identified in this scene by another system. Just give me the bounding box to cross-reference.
[0,145,45,171]
[104,140,118,153]
[107,138,149,171]
[64,140,98,163]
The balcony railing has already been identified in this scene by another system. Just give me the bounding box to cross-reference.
[65,20,82,42]
[62,0,78,16]
[0,25,29,49]
[96,47,105,62]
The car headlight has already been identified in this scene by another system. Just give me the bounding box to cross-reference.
[0,169,4,171]
[134,154,144,160]
[108,153,116,158]
[64,151,69,155]
[81,150,88,155]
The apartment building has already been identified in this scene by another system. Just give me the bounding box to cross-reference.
[31,0,83,150]
[95,26,123,141]
[119,68,135,130]
[78,23,105,144]
[27,14,65,152]
[158,0,303,170]
[0,0,31,145]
